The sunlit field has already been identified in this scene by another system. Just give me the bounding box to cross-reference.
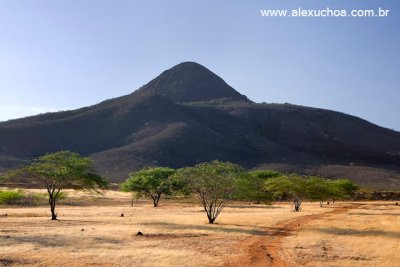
[282,202,400,267]
[0,190,399,266]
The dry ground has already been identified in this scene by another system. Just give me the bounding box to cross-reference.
[0,190,399,266]
[281,202,400,267]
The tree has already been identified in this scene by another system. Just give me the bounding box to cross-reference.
[330,179,358,202]
[265,175,359,211]
[264,175,308,212]
[7,151,107,220]
[0,173,5,184]
[174,161,243,223]
[235,170,280,204]
[121,167,176,207]
[305,177,358,206]
[305,176,339,207]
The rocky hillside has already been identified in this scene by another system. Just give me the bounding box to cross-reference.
[1,62,399,188]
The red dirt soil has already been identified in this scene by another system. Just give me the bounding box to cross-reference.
[223,203,361,267]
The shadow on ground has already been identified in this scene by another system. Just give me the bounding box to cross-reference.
[347,212,400,216]
[0,234,122,247]
[312,227,400,239]
[141,221,286,236]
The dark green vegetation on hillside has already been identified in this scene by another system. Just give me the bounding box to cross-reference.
[0,62,399,188]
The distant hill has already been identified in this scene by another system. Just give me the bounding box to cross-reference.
[1,62,399,189]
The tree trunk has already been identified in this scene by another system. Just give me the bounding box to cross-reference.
[152,194,160,207]
[51,207,57,220]
[293,196,302,212]
[206,211,217,224]
[293,204,300,212]
[49,197,57,220]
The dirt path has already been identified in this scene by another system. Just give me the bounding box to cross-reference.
[223,203,361,267]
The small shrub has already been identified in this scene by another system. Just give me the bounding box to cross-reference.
[56,191,68,200]
[31,193,47,205]
[0,189,25,205]
[29,191,68,205]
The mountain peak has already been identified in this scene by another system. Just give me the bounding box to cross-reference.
[136,62,249,103]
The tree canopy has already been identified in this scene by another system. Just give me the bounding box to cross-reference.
[174,161,243,223]
[264,175,307,211]
[235,170,281,203]
[121,167,176,207]
[8,151,107,220]
[265,175,358,211]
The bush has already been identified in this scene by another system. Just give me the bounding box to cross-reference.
[31,193,47,204]
[0,189,25,205]
[29,191,68,205]
[55,191,68,200]
[0,190,68,206]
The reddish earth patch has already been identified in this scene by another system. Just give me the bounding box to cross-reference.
[134,233,209,239]
[223,203,361,267]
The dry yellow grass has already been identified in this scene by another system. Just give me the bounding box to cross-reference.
[0,189,399,266]
[281,202,400,267]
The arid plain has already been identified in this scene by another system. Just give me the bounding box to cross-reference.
[0,190,399,267]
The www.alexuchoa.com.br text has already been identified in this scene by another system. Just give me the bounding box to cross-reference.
[261,7,390,18]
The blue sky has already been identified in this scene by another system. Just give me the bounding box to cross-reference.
[1,0,399,131]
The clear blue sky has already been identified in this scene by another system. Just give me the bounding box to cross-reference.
[1,0,399,131]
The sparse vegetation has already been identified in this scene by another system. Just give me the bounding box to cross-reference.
[0,190,398,267]
[6,154,393,267]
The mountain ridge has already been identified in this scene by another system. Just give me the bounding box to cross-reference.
[0,62,399,189]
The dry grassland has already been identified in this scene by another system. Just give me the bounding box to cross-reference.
[0,190,399,266]
[282,202,400,267]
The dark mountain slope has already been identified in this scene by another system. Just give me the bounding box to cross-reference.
[0,62,399,188]
[0,94,198,157]
[204,101,400,164]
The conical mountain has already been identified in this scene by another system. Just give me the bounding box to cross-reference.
[135,62,249,102]
[0,62,399,189]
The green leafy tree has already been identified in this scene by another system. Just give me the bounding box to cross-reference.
[305,176,339,206]
[305,177,358,206]
[174,161,243,223]
[265,175,359,211]
[264,175,309,212]
[330,179,358,202]
[235,170,280,204]
[7,151,107,220]
[121,167,176,207]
